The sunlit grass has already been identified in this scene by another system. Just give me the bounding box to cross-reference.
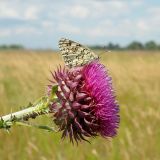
[0,50,160,160]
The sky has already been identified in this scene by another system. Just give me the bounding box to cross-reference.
[0,0,160,49]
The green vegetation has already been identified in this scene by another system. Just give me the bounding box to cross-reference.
[0,44,24,50]
[0,40,160,51]
[0,50,160,160]
[90,40,160,50]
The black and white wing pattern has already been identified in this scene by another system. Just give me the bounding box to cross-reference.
[58,38,99,68]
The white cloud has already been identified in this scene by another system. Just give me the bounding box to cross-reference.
[0,1,20,19]
[58,4,90,19]
[0,27,41,38]
[136,21,150,33]
[133,7,160,36]
[24,6,41,20]
[147,7,160,15]
[56,1,130,21]
[147,7,160,24]
[42,21,54,28]
[84,0,130,18]
[84,17,159,39]
[0,29,11,37]
[58,23,81,34]
[0,1,42,20]
[0,9,19,19]
[14,27,41,35]
[130,0,144,7]
[69,5,89,19]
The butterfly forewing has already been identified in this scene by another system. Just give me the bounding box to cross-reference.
[59,38,99,68]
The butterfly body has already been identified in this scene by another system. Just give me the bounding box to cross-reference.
[59,38,99,68]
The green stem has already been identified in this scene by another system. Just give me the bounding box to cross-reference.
[0,96,49,129]
[0,85,58,130]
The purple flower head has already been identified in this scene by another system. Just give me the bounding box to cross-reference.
[49,60,120,143]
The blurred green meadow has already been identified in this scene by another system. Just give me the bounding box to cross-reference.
[0,50,160,160]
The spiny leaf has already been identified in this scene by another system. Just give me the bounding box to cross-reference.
[19,102,33,110]
[50,85,58,100]
[36,125,55,132]
[15,121,56,132]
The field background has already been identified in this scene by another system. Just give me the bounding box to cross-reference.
[0,50,160,160]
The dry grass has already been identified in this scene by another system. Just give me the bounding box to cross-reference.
[0,50,160,160]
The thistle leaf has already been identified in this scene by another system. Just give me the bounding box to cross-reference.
[15,121,56,132]
[50,85,58,100]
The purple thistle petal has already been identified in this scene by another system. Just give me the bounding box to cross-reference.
[83,61,120,137]
[49,60,120,143]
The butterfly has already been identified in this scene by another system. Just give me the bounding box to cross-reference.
[58,38,99,68]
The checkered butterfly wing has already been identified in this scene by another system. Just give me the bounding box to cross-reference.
[59,38,99,68]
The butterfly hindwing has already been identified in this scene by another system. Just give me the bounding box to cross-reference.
[59,38,99,68]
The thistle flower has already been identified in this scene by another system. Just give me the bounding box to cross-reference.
[49,60,120,143]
